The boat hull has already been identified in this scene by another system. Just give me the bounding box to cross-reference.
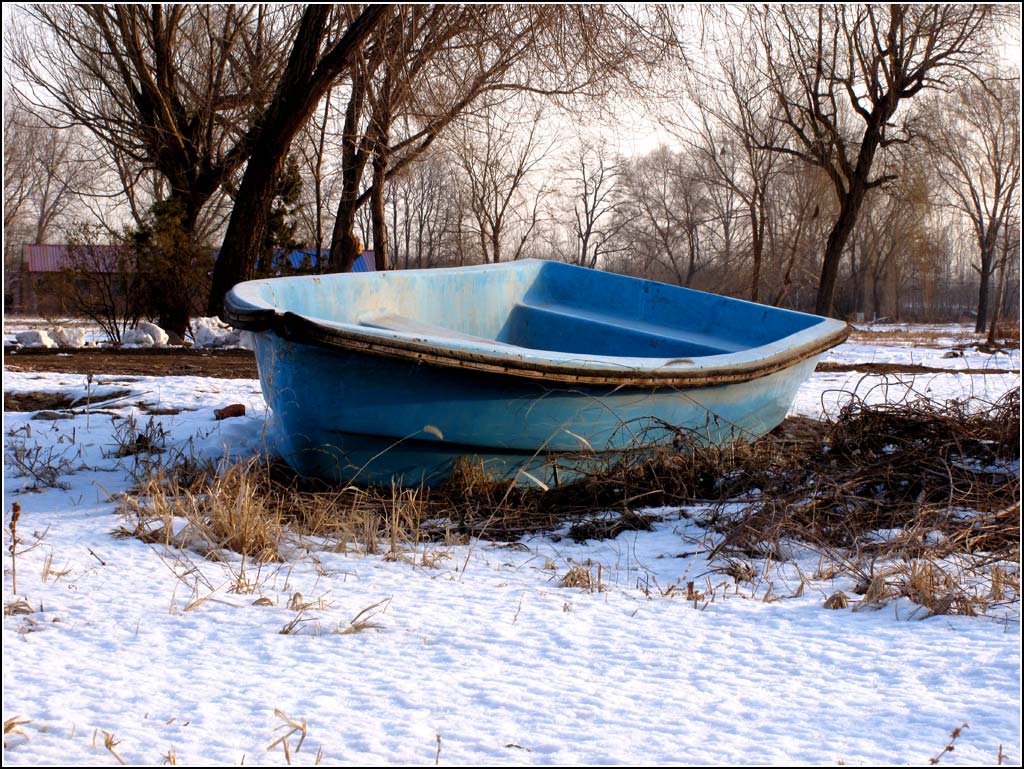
[226,260,848,487]
[251,331,820,487]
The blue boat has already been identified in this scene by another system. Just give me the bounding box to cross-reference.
[224,260,848,487]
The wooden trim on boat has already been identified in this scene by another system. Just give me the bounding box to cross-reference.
[267,312,851,388]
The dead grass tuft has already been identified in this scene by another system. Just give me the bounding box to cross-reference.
[101,730,125,765]
[117,454,431,563]
[929,722,970,764]
[705,388,1020,615]
[559,563,604,592]
[267,709,307,765]
[4,598,35,616]
[567,509,662,543]
[823,591,849,610]
[4,716,32,740]
[335,597,392,635]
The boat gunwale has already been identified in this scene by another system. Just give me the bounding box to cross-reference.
[228,305,850,388]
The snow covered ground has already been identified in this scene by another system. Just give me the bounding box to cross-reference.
[3,325,1021,765]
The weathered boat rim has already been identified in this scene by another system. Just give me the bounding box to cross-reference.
[224,261,850,388]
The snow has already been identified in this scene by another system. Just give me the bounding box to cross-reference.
[822,337,1020,372]
[49,328,87,349]
[3,317,252,350]
[14,331,57,349]
[121,321,170,348]
[3,327,1021,765]
[791,368,1020,419]
[796,329,1019,419]
[5,319,109,348]
[190,316,250,349]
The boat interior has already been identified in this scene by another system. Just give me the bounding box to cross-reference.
[245,260,825,360]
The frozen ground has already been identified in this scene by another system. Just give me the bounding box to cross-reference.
[2,327,1021,765]
[792,365,1019,420]
[804,323,1019,418]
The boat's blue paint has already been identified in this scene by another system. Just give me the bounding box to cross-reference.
[226,260,848,487]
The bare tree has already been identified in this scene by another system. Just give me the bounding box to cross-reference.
[564,140,627,269]
[846,160,933,321]
[324,4,679,273]
[9,5,299,233]
[9,4,305,332]
[384,150,460,269]
[58,225,145,344]
[452,107,555,265]
[617,146,710,287]
[686,21,787,302]
[764,162,835,309]
[3,102,91,240]
[3,99,37,233]
[987,214,1020,344]
[294,90,337,263]
[324,5,513,273]
[745,4,1001,316]
[3,99,94,309]
[923,77,1021,332]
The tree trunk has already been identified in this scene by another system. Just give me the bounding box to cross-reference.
[491,225,502,264]
[327,65,371,274]
[685,229,698,286]
[369,68,393,272]
[815,190,861,317]
[157,305,191,341]
[370,146,390,271]
[748,199,763,302]
[986,226,1011,345]
[814,107,891,317]
[155,193,202,339]
[975,223,999,333]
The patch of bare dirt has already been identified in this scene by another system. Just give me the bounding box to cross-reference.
[3,391,76,412]
[3,346,258,378]
[4,387,136,412]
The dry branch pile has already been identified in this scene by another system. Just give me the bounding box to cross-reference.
[712,387,1019,562]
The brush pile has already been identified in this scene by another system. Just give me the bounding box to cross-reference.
[711,387,1019,562]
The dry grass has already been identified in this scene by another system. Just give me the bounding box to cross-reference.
[929,723,970,765]
[334,597,392,634]
[8,502,21,594]
[116,457,285,561]
[115,451,437,566]
[710,388,1018,560]
[705,388,1020,616]
[4,597,35,616]
[102,730,126,765]
[823,591,849,610]
[559,562,604,592]
[116,386,1019,616]
[267,709,307,765]
[5,427,79,490]
[4,716,32,749]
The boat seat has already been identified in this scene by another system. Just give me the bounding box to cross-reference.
[510,301,742,356]
[358,312,511,347]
